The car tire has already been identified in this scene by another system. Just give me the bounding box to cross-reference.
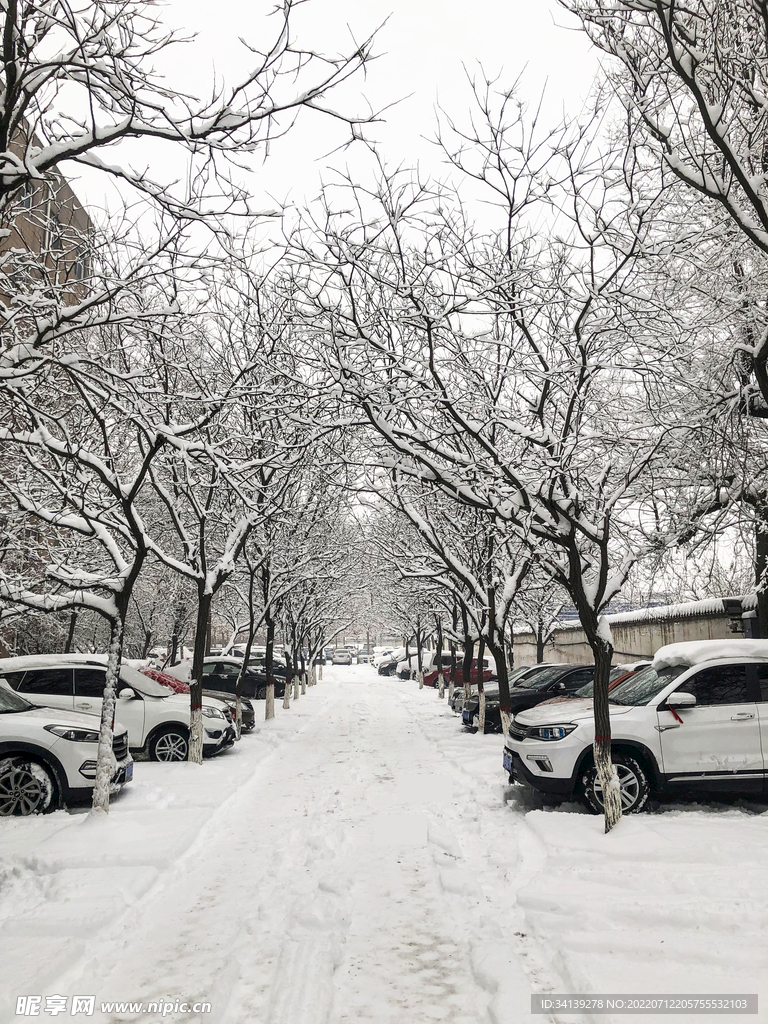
[256,687,267,701]
[0,756,57,815]
[148,726,189,762]
[580,753,650,815]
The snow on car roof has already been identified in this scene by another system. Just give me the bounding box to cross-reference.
[652,639,768,669]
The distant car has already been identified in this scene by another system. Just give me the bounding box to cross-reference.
[462,663,596,733]
[357,652,372,663]
[0,685,132,814]
[332,649,352,665]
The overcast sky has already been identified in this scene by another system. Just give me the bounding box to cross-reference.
[73,0,600,217]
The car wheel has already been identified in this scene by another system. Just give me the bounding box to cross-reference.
[580,753,650,815]
[256,687,267,701]
[0,757,56,816]
[149,727,189,762]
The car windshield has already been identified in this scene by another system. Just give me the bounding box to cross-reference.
[515,665,570,689]
[121,664,173,697]
[575,665,628,699]
[508,665,534,684]
[0,686,32,713]
[608,665,686,706]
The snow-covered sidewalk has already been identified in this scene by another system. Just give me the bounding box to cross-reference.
[2,666,766,1024]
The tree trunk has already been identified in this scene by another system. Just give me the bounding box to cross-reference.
[486,633,511,736]
[283,648,292,709]
[64,611,78,653]
[90,615,124,815]
[141,627,153,660]
[536,622,545,664]
[300,647,307,695]
[436,618,445,699]
[487,589,512,735]
[590,629,622,833]
[461,605,474,699]
[416,617,424,687]
[756,512,768,639]
[265,612,276,721]
[477,635,486,734]
[188,591,212,764]
[449,632,457,702]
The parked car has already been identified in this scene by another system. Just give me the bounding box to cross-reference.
[377,648,405,676]
[536,662,650,706]
[0,655,234,762]
[332,649,352,665]
[463,663,595,733]
[198,657,285,698]
[503,639,768,813]
[0,684,133,815]
[423,655,495,688]
[140,668,255,732]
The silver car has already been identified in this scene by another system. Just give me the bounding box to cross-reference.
[332,649,352,665]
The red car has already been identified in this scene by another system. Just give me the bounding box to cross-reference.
[423,658,495,687]
[140,666,190,694]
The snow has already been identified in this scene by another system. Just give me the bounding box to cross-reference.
[1,665,766,1024]
[652,639,768,669]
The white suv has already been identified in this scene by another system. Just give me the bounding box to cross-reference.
[0,655,234,762]
[503,640,768,813]
[0,684,132,814]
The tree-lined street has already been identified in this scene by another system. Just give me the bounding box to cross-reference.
[2,665,766,1024]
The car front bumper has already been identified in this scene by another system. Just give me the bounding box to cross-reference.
[503,744,577,796]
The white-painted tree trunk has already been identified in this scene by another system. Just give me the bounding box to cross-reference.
[283,682,290,710]
[189,705,204,763]
[319,662,324,680]
[301,672,307,695]
[266,682,275,720]
[417,670,423,689]
[438,671,445,699]
[448,678,454,702]
[293,673,300,700]
[478,690,486,735]
[500,708,511,737]
[235,694,242,740]
[90,619,122,816]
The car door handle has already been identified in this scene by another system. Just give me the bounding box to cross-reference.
[75,702,93,709]
[731,712,755,720]
[655,724,681,732]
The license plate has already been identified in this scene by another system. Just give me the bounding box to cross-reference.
[124,762,134,782]
[503,751,513,773]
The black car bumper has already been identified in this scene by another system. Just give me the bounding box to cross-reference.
[505,748,576,796]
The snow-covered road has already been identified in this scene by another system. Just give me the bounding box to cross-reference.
[2,665,767,1024]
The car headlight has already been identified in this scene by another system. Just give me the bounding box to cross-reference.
[44,724,100,743]
[202,706,225,719]
[528,724,577,741]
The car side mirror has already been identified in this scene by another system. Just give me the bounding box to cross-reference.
[118,687,136,700]
[667,691,696,708]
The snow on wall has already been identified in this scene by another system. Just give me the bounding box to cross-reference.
[536,593,758,634]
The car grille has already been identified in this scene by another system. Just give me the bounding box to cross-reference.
[113,732,129,761]
[508,721,528,741]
